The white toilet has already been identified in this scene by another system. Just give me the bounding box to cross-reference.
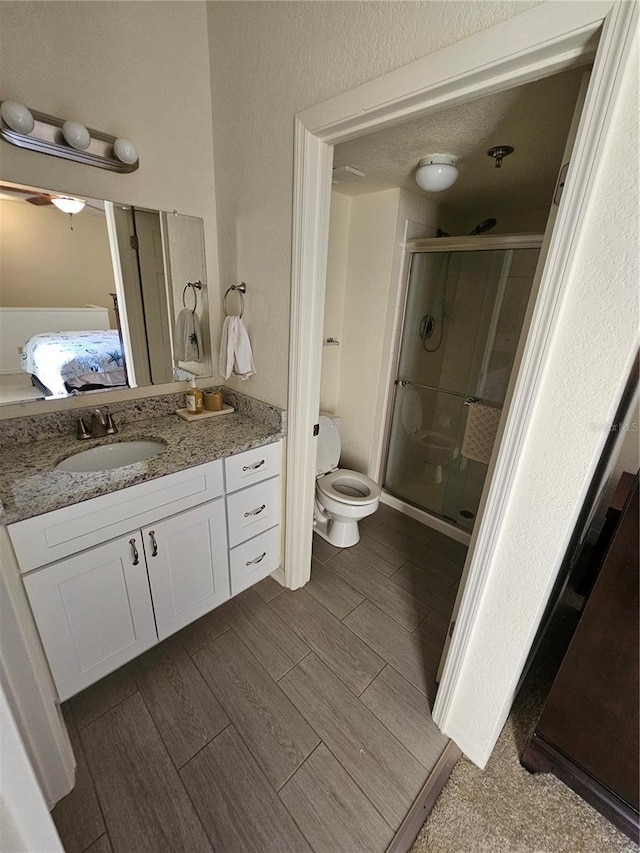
[314,413,381,547]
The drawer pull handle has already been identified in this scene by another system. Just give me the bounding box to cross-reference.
[149,530,158,557]
[243,459,265,472]
[246,551,267,567]
[129,538,139,566]
[244,504,266,517]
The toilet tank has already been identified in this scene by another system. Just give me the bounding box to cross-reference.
[316,413,341,475]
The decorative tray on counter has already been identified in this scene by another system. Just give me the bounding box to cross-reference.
[174,405,235,422]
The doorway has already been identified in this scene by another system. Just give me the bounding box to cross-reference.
[286,2,637,766]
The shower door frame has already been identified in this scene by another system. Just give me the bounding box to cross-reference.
[377,234,543,540]
[286,0,636,767]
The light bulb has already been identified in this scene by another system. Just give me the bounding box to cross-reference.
[113,137,138,165]
[1,100,35,135]
[62,120,91,151]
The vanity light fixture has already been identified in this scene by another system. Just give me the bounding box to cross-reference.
[51,197,86,215]
[0,99,139,173]
[415,154,459,192]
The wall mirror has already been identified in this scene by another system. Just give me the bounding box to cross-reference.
[0,181,212,407]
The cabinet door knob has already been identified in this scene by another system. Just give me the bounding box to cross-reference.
[242,459,265,472]
[244,504,266,518]
[129,538,139,565]
[246,551,267,567]
[149,530,158,557]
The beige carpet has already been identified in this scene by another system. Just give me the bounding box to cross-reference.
[411,601,639,853]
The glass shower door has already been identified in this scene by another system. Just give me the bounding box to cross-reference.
[383,245,540,531]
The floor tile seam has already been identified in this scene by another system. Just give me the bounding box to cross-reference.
[181,622,233,659]
[379,522,440,550]
[395,558,462,597]
[275,648,313,685]
[325,562,433,632]
[79,832,110,853]
[343,542,405,578]
[342,604,438,702]
[59,711,110,843]
[303,581,364,620]
[190,627,323,777]
[351,671,440,775]
[358,664,446,775]
[71,679,139,733]
[310,702,417,835]
[234,594,314,666]
[275,688,397,838]
[172,719,234,772]
[128,689,218,851]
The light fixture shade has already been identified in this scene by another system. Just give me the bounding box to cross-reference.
[62,120,91,151]
[415,154,459,192]
[1,100,35,135]
[51,197,85,215]
[113,137,138,165]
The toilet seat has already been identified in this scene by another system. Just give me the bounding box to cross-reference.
[316,469,381,506]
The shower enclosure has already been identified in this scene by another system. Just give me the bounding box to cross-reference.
[383,234,542,534]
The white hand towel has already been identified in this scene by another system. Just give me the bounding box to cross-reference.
[174,309,202,362]
[219,316,256,380]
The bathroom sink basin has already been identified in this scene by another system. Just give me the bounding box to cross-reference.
[56,440,167,473]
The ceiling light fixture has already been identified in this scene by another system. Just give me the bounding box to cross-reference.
[487,145,515,168]
[415,154,459,192]
[51,197,85,215]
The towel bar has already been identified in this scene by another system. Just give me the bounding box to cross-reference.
[224,282,246,318]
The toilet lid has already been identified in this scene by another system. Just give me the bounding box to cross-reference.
[317,469,381,505]
[402,388,423,434]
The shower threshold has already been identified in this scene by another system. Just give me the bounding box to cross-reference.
[380,489,471,545]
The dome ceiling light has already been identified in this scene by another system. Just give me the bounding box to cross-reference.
[415,154,459,192]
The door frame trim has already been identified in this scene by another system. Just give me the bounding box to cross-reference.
[285,0,636,761]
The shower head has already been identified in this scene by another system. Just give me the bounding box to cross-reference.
[469,218,497,236]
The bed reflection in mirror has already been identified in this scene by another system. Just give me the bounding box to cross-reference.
[0,181,212,406]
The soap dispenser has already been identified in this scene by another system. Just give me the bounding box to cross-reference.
[185,377,203,414]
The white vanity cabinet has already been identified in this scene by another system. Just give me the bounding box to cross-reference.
[142,499,228,641]
[223,442,282,594]
[23,534,159,701]
[8,443,282,701]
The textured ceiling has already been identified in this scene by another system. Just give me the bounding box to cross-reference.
[333,68,586,216]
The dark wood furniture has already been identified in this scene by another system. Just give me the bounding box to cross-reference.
[521,472,639,842]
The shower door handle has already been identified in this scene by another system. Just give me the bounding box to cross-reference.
[395,380,409,387]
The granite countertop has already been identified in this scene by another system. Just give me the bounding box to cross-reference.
[0,410,285,525]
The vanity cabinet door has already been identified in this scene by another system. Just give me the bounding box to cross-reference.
[23,535,157,702]
[142,499,230,641]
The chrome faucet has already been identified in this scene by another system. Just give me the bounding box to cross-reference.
[89,408,118,439]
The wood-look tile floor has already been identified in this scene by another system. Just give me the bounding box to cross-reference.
[52,504,466,853]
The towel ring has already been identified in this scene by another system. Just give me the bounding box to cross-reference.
[224,282,246,318]
[182,281,202,312]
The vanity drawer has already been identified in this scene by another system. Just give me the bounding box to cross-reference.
[229,525,281,595]
[224,441,281,494]
[226,476,280,548]
[9,459,224,572]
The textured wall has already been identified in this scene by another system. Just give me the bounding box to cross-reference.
[0,1,219,389]
[206,1,541,407]
[0,200,116,328]
[320,193,351,415]
[444,36,639,765]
